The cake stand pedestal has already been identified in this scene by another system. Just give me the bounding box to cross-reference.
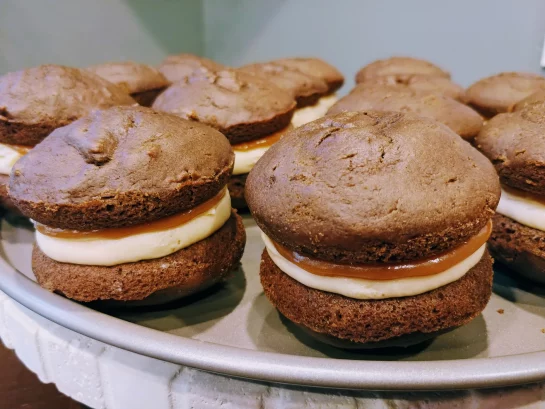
[1,290,544,409]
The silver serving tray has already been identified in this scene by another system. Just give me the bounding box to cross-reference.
[1,215,544,391]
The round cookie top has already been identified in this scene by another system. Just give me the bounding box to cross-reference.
[238,62,329,107]
[512,89,545,112]
[271,57,344,94]
[152,69,296,144]
[327,84,482,139]
[87,61,170,94]
[466,72,545,116]
[0,64,136,146]
[10,106,233,230]
[355,57,450,84]
[356,74,466,102]
[246,111,500,264]
[475,104,545,195]
[158,53,226,83]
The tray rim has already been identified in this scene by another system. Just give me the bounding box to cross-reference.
[1,230,545,391]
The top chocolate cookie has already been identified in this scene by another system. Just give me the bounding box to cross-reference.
[87,61,170,94]
[0,65,136,146]
[238,62,329,107]
[355,57,450,84]
[153,70,296,144]
[475,103,545,195]
[356,74,466,102]
[271,58,344,94]
[10,106,233,230]
[466,72,545,117]
[327,84,482,139]
[246,111,499,264]
[158,53,226,84]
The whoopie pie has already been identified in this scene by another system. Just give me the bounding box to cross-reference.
[246,111,500,348]
[0,64,135,212]
[10,106,245,304]
[153,69,296,208]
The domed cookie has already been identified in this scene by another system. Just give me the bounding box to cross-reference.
[356,74,466,102]
[466,72,545,117]
[327,84,482,139]
[88,61,170,106]
[153,69,296,208]
[355,57,450,84]
[475,104,545,282]
[158,53,226,84]
[0,64,136,215]
[238,62,328,108]
[246,111,499,347]
[0,64,136,146]
[271,57,344,94]
[10,106,234,230]
[11,106,245,303]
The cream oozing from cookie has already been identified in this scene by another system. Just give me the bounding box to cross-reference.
[496,187,545,231]
[35,188,231,266]
[0,143,28,175]
[232,126,290,175]
[291,94,338,128]
[262,233,486,300]
[233,146,270,175]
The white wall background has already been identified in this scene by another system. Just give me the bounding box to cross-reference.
[0,0,203,73]
[203,0,545,91]
[1,0,544,92]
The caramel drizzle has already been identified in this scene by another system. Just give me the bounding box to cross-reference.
[502,185,545,206]
[232,125,292,152]
[272,221,492,281]
[36,189,226,240]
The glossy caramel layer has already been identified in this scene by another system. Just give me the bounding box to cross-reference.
[272,220,492,280]
[36,189,227,239]
[232,125,292,152]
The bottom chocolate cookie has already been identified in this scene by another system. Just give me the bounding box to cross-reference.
[33,211,246,302]
[228,173,248,209]
[260,249,493,346]
[489,213,545,283]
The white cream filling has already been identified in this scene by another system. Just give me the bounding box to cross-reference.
[496,187,545,231]
[233,146,270,175]
[291,94,338,128]
[0,143,25,175]
[262,233,486,300]
[35,189,232,266]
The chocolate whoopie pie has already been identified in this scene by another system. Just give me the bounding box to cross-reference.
[327,84,482,140]
[246,111,499,348]
[466,72,545,118]
[238,62,330,127]
[0,64,135,212]
[88,61,170,106]
[152,69,296,208]
[158,53,226,84]
[356,74,467,103]
[355,57,450,84]
[475,103,545,283]
[10,106,245,303]
[270,58,345,127]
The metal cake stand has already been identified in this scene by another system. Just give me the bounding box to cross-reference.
[1,215,545,408]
